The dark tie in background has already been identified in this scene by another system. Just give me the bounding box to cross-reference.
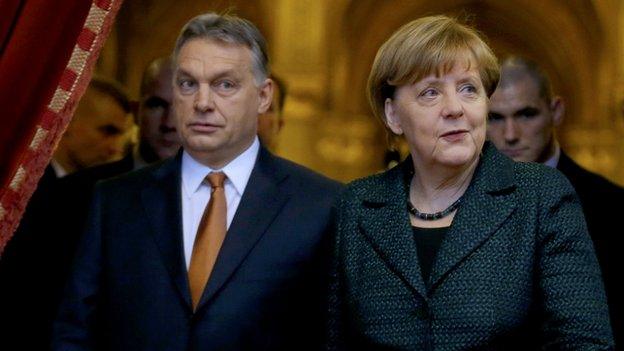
[188,171,227,311]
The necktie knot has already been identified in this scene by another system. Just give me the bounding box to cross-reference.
[206,172,226,189]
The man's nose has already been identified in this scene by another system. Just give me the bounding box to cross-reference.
[160,106,176,131]
[194,85,214,112]
[503,118,520,143]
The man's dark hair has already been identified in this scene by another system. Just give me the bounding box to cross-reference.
[88,76,132,113]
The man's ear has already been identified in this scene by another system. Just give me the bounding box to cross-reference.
[257,78,273,114]
[384,98,403,135]
[550,96,565,127]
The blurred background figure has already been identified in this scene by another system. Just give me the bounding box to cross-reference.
[61,56,180,188]
[257,74,286,152]
[135,56,180,166]
[487,56,624,347]
[51,77,134,177]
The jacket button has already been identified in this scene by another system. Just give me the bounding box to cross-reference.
[412,304,430,320]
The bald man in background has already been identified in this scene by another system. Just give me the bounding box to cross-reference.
[257,74,286,152]
[487,56,624,347]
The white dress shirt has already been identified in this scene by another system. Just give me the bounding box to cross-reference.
[180,137,259,269]
[544,141,561,169]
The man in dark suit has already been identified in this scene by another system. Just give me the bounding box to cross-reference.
[487,56,624,347]
[0,77,134,349]
[52,13,341,351]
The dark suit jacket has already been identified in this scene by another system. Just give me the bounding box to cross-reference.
[557,151,624,349]
[0,165,63,350]
[52,147,342,351]
[328,143,613,350]
[56,154,136,243]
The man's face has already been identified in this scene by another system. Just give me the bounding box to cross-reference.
[63,88,134,169]
[139,63,180,161]
[257,82,283,150]
[487,76,562,163]
[173,38,272,168]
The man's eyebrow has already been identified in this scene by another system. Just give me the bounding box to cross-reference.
[174,68,194,78]
[514,106,540,117]
[174,68,240,81]
[144,96,169,108]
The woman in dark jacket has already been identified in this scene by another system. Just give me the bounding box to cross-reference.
[327,15,613,350]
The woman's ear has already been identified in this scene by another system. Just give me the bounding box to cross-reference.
[384,98,403,135]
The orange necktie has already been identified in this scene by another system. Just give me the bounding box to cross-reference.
[188,172,227,311]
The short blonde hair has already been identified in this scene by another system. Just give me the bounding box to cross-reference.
[367,15,500,127]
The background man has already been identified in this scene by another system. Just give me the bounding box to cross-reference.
[61,56,180,183]
[135,56,181,165]
[0,77,131,349]
[487,56,624,347]
[257,74,286,151]
[53,13,341,351]
[52,77,134,176]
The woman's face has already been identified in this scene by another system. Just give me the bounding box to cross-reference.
[384,61,488,169]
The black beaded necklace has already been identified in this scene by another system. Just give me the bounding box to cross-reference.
[407,197,461,221]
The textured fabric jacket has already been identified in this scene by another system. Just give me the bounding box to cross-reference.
[327,142,614,350]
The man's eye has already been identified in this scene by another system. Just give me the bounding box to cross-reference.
[144,97,169,110]
[178,79,196,90]
[488,113,503,121]
[98,125,122,136]
[216,80,235,90]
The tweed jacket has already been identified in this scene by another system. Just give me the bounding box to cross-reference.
[327,142,614,350]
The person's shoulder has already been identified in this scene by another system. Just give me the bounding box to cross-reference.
[511,160,577,199]
[96,157,175,191]
[560,153,624,195]
[60,156,134,188]
[340,164,402,204]
[272,154,343,194]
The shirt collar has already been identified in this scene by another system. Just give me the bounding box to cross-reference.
[50,159,68,178]
[181,137,260,197]
[543,141,561,169]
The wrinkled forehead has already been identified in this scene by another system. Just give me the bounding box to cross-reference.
[175,38,253,71]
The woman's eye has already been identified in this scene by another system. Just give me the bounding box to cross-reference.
[419,88,438,98]
[460,84,478,94]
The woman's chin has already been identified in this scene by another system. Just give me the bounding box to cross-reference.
[435,147,478,168]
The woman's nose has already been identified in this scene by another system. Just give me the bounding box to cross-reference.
[442,93,464,119]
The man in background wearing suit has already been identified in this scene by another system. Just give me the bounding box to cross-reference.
[0,77,134,349]
[487,56,624,347]
[53,13,341,351]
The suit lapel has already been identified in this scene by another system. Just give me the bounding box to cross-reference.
[429,144,517,290]
[196,147,290,310]
[141,155,192,310]
[358,162,429,298]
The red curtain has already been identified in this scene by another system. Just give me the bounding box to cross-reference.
[0,0,124,253]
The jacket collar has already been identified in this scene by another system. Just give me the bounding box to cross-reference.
[358,142,517,297]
